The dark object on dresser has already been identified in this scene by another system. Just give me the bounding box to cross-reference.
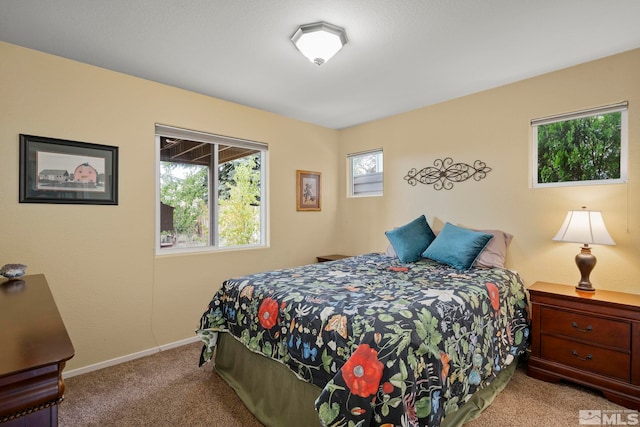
[0,274,75,426]
[527,281,640,409]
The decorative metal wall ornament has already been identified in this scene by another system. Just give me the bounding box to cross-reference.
[404,157,492,190]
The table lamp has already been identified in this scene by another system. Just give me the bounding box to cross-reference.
[552,207,615,292]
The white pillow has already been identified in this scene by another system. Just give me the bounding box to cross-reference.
[385,244,397,257]
[473,229,513,268]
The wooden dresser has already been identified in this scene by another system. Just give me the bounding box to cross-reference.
[527,281,640,409]
[0,275,75,426]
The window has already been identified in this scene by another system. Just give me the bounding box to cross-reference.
[532,102,628,188]
[348,149,383,197]
[156,124,267,252]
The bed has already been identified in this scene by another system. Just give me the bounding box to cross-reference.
[197,232,530,426]
[197,216,530,426]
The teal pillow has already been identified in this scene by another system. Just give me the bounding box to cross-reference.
[422,223,493,270]
[385,215,436,263]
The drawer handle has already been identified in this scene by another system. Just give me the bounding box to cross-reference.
[571,322,593,332]
[571,350,593,361]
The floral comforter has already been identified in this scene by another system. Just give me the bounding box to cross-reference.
[197,253,530,426]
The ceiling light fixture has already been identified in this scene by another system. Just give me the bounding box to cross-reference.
[291,21,347,66]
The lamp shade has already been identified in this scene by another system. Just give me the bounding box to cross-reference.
[291,22,347,65]
[552,209,615,246]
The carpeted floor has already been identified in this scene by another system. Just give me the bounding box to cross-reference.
[59,342,262,427]
[59,342,627,426]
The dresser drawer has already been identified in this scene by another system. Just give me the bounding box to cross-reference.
[541,335,630,382]
[540,306,630,350]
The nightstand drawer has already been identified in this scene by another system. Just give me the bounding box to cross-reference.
[541,335,630,382]
[540,306,630,350]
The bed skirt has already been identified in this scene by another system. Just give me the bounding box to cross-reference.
[213,333,518,427]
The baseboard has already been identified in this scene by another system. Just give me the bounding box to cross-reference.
[63,335,201,379]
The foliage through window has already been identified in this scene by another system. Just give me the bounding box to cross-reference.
[156,125,267,252]
[532,103,628,187]
[348,149,383,197]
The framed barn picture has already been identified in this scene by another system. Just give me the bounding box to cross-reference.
[19,134,119,205]
[296,170,321,211]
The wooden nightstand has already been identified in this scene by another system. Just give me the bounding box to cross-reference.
[316,254,350,263]
[527,281,640,409]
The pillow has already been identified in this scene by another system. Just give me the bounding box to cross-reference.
[386,228,440,258]
[385,244,397,258]
[473,229,513,269]
[422,223,493,270]
[385,215,436,263]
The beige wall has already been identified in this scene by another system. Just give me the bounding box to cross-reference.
[337,48,640,295]
[0,42,340,370]
[2,41,639,373]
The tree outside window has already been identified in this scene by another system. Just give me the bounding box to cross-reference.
[218,155,261,246]
[533,104,627,188]
[160,162,209,247]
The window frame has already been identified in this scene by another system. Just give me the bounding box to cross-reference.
[531,102,628,188]
[155,124,268,255]
[347,149,384,198]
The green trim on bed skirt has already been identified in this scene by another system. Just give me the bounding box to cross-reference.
[441,358,517,427]
[213,333,518,427]
[215,332,323,427]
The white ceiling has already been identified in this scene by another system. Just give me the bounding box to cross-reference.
[2,1,640,129]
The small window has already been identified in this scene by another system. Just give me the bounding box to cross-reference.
[348,149,383,197]
[156,124,267,253]
[532,102,628,188]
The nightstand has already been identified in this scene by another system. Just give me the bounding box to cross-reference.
[527,281,640,409]
[316,254,350,263]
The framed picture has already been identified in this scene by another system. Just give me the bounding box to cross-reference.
[296,170,321,211]
[19,134,119,205]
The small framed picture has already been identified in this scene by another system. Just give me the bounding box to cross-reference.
[19,134,119,205]
[296,170,321,211]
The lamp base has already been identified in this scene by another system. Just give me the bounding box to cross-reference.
[575,245,597,292]
[575,283,596,292]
